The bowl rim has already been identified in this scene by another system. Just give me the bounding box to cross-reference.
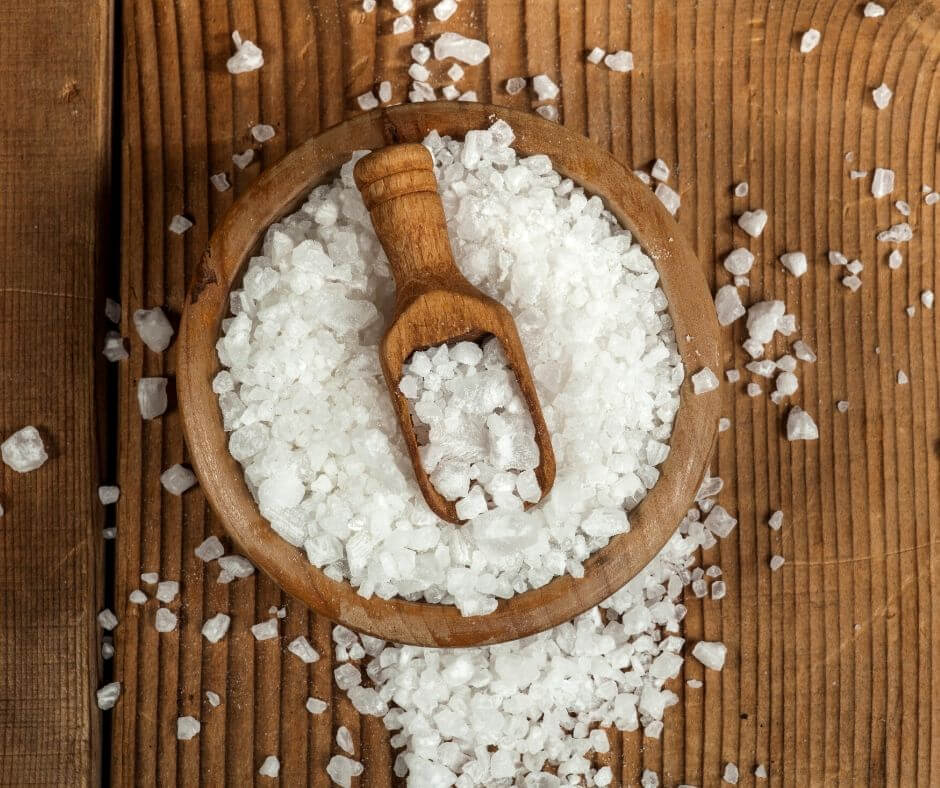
[178,102,720,648]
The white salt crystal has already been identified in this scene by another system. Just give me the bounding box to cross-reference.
[392,15,413,34]
[775,371,798,397]
[133,307,174,352]
[604,50,634,72]
[651,158,670,182]
[641,769,660,788]
[724,248,754,275]
[411,43,430,64]
[287,635,319,663]
[926,191,939,205]
[160,464,197,495]
[205,691,220,707]
[887,250,903,269]
[227,31,264,74]
[746,382,761,397]
[768,510,784,530]
[392,0,412,11]
[872,83,892,109]
[850,169,868,179]
[306,697,327,714]
[233,149,254,169]
[587,47,606,64]
[202,613,231,643]
[441,85,459,100]
[98,608,118,630]
[704,505,737,538]
[97,682,121,710]
[377,81,392,103]
[738,209,768,237]
[692,367,720,394]
[326,755,363,787]
[251,618,278,641]
[595,766,614,786]
[434,32,490,64]
[846,259,864,275]
[210,172,230,192]
[129,589,147,604]
[776,354,797,372]
[155,608,177,632]
[906,305,916,317]
[103,331,128,361]
[746,360,777,377]
[842,274,862,292]
[779,251,807,277]
[754,764,769,778]
[258,756,280,778]
[655,182,680,215]
[922,290,935,308]
[734,181,749,197]
[218,554,254,577]
[718,417,730,432]
[446,64,464,82]
[348,686,388,716]
[871,167,895,198]
[98,485,120,505]
[877,222,913,242]
[829,250,848,266]
[336,726,355,754]
[156,580,179,603]
[687,679,703,688]
[433,0,458,21]
[505,76,526,95]
[692,640,726,670]
[837,400,849,413]
[864,2,885,16]
[105,298,121,323]
[195,535,224,562]
[101,640,114,659]
[800,28,821,53]
[792,340,817,362]
[897,370,908,384]
[137,377,168,420]
[723,762,740,784]
[408,63,430,82]
[786,407,818,440]
[356,91,378,111]
[712,580,727,600]
[1,426,48,473]
[176,716,200,740]
[141,572,159,584]
[634,169,652,184]
[726,369,741,382]
[895,200,910,216]
[533,74,559,101]
[457,90,477,102]
[535,105,558,122]
[251,124,275,142]
[769,554,785,571]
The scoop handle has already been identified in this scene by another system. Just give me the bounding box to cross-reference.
[354,144,468,303]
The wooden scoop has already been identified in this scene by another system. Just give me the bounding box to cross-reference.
[353,143,556,524]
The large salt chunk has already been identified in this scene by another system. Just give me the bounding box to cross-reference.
[692,640,727,670]
[704,505,737,538]
[137,377,168,419]
[251,618,279,641]
[1,426,48,473]
[155,608,178,632]
[227,31,264,74]
[176,716,201,740]
[160,464,197,495]
[691,367,719,394]
[97,608,119,630]
[218,554,254,577]
[102,331,128,361]
[654,183,680,215]
[202,613,231,643]
[799,28,821,53]
[156,580,179,603]
[258,756,280,778]
[326,755,363,787]
[133,307,174,352]
[786,406,819,440]
[288,635,319,664]
[604,50,634,72]
[779,251,807,277]
[532,74,559,100]
[434,32,491,65]
[714,285,745,326]
[871,167,895,198]
[872,83,892,109]
[737,209,768,237]
[195,535,224,562]
[98,485,120,505]
[97,681,121,710]
[723,248,754,275]
[876,222,912,242]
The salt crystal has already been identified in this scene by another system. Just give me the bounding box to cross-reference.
[651,158,670,182]
[792,340,817,362]
[105,298,121,323]
[595,766,613,786]
[102,331,128,361]
[704,506,737,538]
[691,367,720,394]
[779,251,807,277]
[723,762,740,784]
[155,608,177,632]
[897,370,908,384]
[97,682,121,710]
[258,756,280,778]
[738,209,768,237]
[195,535,224,562]
[692,640,726,670]
[408,63,430,82]
[336,726,355,754]
[604,50,634,72]
[842,274,862,292]
[876,222,913,242]
[718,417,730,432]
[133,307,174,352]
[505,76,526,95]
[356,91,378,111]
[775,371,798,397]
[711,580,727,600]
[160,464,197,495]
[926,192,940,205]
[433,0,458,20]
[251,618,278,641]
[887,250,903,269]
[723,248,754,275]
[587,47,606,64]
[726,369,741,382]
[768,510,784,530]
[227,31,264,74]
[655,183,680,215]
[1,426,48,473]
[754,764,769,778]
[906,305,916,317]
[434,33,490,64]
[210,172,230,192]
[392,15,413,34]
[232,149,254,169]
[326,755,363,788]
[334,663,362,691]
[776,354,797,372]
[769,554,785,571]
[641,769,660,788]
[156,580,179,603]
[536,105,558,122]
[458,90,478,102]
[872,83,892,109]
[441,85,459,100]
[141,572,159,584]
[306,697,328,714]
[392,0,412,11]
[137,377,168,420]
[828,250,848,266]
[895,200,910,216]
[129,589,147,604]
[218,554,254,577]
[206,691,221,707]
[800,28,821,53]
[837,400,849,413]
[846,259,864,275]
[377,81,392,103]
[850,169,868,179]
[634,169,652,184]
[871,167,894,198]
[98,485,120,505]
[687,679,703,688]
[98,608,118,630]
[922,290,935,308]
[713,285,745,327]
[786,407,818,440]
[288,635,319,663]
[864,2,885,16]
[746,360,777,378]
[202,613,230,643]
[101,640,114,659]
[734,181,749,197]
[446,64,464,82]
[411,43,430,64]
[747,382,761,397]
[176,716,200,740]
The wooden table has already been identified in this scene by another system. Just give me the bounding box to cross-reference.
[1,1,937,785]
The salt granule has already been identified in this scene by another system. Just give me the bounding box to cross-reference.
[505,76,526,94]
[634,169,652,184]
[160,464,197,495]
[792,340,817,362]
[98,485,120,505]
[441,85,460,101]
[655,182,680,215]
[137,377,168,420]
[846,259,864,275]
[705,505,737,538]
[872,83,892,109]
[433,0,458,21]
[922,290,935,308]
[864,2,885,16]
[604,50,634,72]
[871,167,895,198]
[800,28,821,53]
[906,305,916,317]
[587,47,606,64]
[133,307,174,352]
[877,222,913,242]
[532,74,559,101]
[897,370,908,385]
[714,286,745,326]
[218,554,254,578]
[768,510,784,530]
[775,372,798,397]
[641,770,660,788]
[251,124,275,142]
[842,274,862,292]
[392,0,412,11]
[411,43,430,64]
[251,618,279,641]
[356,91,378,111]
[141,572,159,584]
[734,181,749,197]
[779,251,807,277]
[737,209,768,237]
[105,297,121,323]
[287,635,319,663]
[258,756,280,778]
[434,32,490,64]
[210,172,230,192]
[102,332,128,361]
[326,755,363,788]
[446,64,464,83]
[746,360,777,378]
[176,716,200,740]
[829,250,847,266]
[692,367,720,394]
[336,726,355,754]
[718,417,731,432]
[97,682,121,710]
[651,158,670,182]
[168,214,192,235]
[129,590,147,604]
[895,200,911,216]
[156,580,179,603]
[407,63,429,82]
[776,354,796,372]
[747,383,761,397]
[692,641,727,670]
[723,762,740,784]
[377,81,392,103]
[712,580,727,600]
[232,149,254,170]
[1,426,48,473]
[206,691,221,707]
[101,640,114,659]
[97,608,118,630]
[769,555,785,571]
[926,191,940,205]
[306,697,328,714]
[726,369,741,382]
[458,90,478,102]
[155,608,177,632]
[837,400,849,413]
[202,613,231,643]
[755,763,769,778]
[392,14,413,33]
[194,535,224,562]
[595,766,614,785]
[535,105,558,122]
[723,248,754,275]
[786,407,818,440]
[227,31,263,74]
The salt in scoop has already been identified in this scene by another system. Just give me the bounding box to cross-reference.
[353,143,556,524]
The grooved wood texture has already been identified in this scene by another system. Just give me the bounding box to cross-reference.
[0,1,112,785]
[115,1,940,786]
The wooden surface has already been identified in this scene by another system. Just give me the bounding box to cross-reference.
[111,1,940,786]
[0,1,112,786]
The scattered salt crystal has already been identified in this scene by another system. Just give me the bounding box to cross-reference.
[726,369,741,382]
[336,726,355,754]
[287,635,319,664]
[837,400,849,412]
[755,763,769,778]
[587,47,606,64]
[206,691,220,707]
[895,200,910,216]
[905,305,916,317]
[846,259,864,275]
[800,28,821,53]
[306,697,328,714]
[392,15,413,34]
[704,506,737,538]
[922,290,935,308]
[651,158,670,182]
[718,417,730,432]
[775,372,798,397]
[738,209,768,237]
[533,74,559,101]
[160,464,197,495]
[210,172,230,192]
[433,0,458,21]
[876,222,912,242]
[888,250,903,269]
[776,354,797,372]
[505,76,526,94]
[258,756,280,778]
[926,191,940,205]
[779,251,807,277]
[202,613,231,643]
[155,608,177,632]
[392,0,412,11]
[723,248,755,275]
[842,275,862,292]
[634,169,652,184]
[133,307,174,352]
[692,367,720,394]
[141,572,159,584]
[746,360,777,377]
[692,640,726,670]
[687,679,703,688]
[792,340,817,362]
[595,766,613,786]
[102,331,128,361]
[734,181,749,197]
[723,762,740,784]
[251,618,278,641]
[218,554,254,577]
[1,426,48,473]
[227,32,264,74]
[129,589,147,604]
[441,85,459,100]
[786,407,818,440]
[411,43,430,65]
[768,510,784,530]
[535,105,558,122]
[408,63,430,82]
[747,383,761,397]
[98,485,120,505]
[232,149,254,169]
[195,535,224,562]
[604,50,634,72]
[897,370,908,384]
[98,608,118,630]
[655,182,680,215]
[434,32,490,64]
[176,716,200,740]
[334,663,362,691]
[769,555,785,571]
[829,250,848,266]
[105,298,121,323]
[850,169,868,179]
[137,377,168,420]
[156,580,179,603]
[101,639,114,659]
[326,755,363,788]
[446,64,464,82]
[356,91,378,111]
[251,124,275,142]
[457,90,477,102]
[641,769,660,788]
[97,682,121,710]
[712,580,727,600]
[872,83,892,109]
[864,2,885,16]
[377,81,392,103]
[871,167,895,198]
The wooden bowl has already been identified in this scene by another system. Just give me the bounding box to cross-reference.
[178,103,720,648]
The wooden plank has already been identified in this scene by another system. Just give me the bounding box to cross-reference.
[0,1,112,785]
[115,1,940,785]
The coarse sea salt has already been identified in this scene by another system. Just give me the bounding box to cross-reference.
[97,608,118,630]
[227,32,263,74]
[779,251,807,277]
[392,15,413,34]
[133,307,174,352]
[137,377,168,420]
[505,76,526,95]
[195,535,224,562]
[216,122,683,615]
[871,167,894,198]
[258,756,280,778]
[737,209,768,237]
[604,50,634,72]
[587,47,606,65]
[872,83,892,109]
[156,580,179,603]
[692,640,727,670]
[206,690,221,707]
[768,510,784,530]
[786,407,818,440]
[434,32,490,65]
[251,618,279,641]
[176,716,200,740]
[287,635,319,663]
[97,682,121,710]
[306,696,328,714]
[723,248,754,275]
[169,215,193,235]
[105,297,122,323]
[160,464,197,495]
[202,613,231,643]
[99,486,120,506]
[692,367,720,394]
[864,2,885,16]
[103,332,128,361]
[433,0,458,21]
[155,608,177,632]
[800,28,821,53]
[532,74,559,100]
[129,589,147,604]
[2,426,48,473]
[327,755,363,787]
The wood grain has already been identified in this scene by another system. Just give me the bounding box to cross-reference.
[115,1,940,785]
[0,1,112,785]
